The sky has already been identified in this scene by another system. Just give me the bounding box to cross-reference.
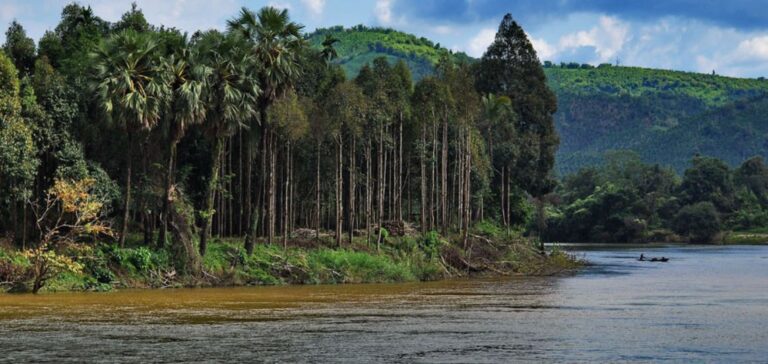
[1,0,768,78]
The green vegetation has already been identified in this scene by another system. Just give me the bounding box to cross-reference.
[544,151,768,244]
[306,28,768,177]
[1,233,580,293]
[545,64,768,106]
[544,64,768,174]
[0,5,573,293]
[307,25,471,80]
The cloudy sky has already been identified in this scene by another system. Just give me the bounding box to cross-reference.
[1,0,767,78]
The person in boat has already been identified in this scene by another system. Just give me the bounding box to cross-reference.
[639,254,646,261]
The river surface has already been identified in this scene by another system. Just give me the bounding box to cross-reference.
[1,244,767,363]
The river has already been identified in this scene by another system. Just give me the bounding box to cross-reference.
[1,244,767,363]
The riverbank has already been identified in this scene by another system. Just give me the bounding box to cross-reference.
[0,231,583,293]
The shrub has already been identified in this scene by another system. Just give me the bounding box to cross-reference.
[420,231,444,258]
[127,247,153,271]
[473,220,502,238]
[673,202,721,242]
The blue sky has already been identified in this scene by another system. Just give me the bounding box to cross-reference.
[1,0,768,78]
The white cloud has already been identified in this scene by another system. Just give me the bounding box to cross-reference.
[735,35,768,61]
[0,3,20,22]
[301,0,325,17]
[268,1,292,11]
[432,25,454,35]
[467,27,496,57]
[375,0,392,25]
[86,0,240,33]
[558,16,629,62]
[529,35,556,60]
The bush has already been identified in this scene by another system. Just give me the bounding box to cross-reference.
[421,231,444,258]
[128,247,153,271]
[473,220,502,238]
[673,202,721,242]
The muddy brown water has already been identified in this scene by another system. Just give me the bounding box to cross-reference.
[1,245,767,363]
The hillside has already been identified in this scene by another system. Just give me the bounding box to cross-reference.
[547,65,768,174]
[307,27,768,175]
[307,25,472,80]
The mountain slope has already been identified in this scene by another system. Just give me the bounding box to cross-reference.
[307,27,768,174]
[546,65,768,174]
[307,25,471,80]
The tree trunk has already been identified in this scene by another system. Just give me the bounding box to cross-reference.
[420,123,427,234]
[398,116,403,221]
[365,140,372,245]
[430,121,437,231]
[316,138,321,241]
[463,130,471,247]
[348,136,356,244]
[441,120,448,232]
[376,124,384,250]
[199,135,225,256]
[336,136,343,247]
[158,141,177,248]
[268,131,276,245]
[245,134,253,237]
[501,165,507,227]
[119,133,133,247]
[167,191,202,277]
[283,141,290,249]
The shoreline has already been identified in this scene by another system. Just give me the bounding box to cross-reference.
[1,235,585,294]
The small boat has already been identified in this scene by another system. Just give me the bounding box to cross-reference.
[639,254,669,262]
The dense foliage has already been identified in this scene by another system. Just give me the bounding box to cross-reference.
[545,151,768,243]
[308,27,768,177]
[307,25,471,80]
[0,5,563,291]
[545,64,768,174]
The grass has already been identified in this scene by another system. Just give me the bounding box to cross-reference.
[1,226,585,293]
[721,231,768,245]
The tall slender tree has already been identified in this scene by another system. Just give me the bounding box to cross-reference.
[228,6,304,250]
[475,13,559,198]
[156,36,210,247]
[92,30,168,246]
[195,30,259,256]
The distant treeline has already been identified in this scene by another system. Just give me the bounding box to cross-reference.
[543,151,768,243]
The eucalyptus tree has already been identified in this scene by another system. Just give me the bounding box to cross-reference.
[323,82,367,246]
[388,61,412,222]
[480,93,514,224]
[438,60,480,237]
[267,90,308,249]
[156,36,210,247]
[2,21,36,76]
[411,77,447,232]
[92,30,168,246]
[195,30,259,256]
[0,51,38,241]
[228,6,304,247]
[356,60,395,243]
[475,13,559,198]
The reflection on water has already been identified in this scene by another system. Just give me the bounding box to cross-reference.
[1,245,767,362]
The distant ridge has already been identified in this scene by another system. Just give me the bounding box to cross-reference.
[309,26,768,174]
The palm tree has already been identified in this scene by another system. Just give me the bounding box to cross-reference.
[228,6,304,251]
[321,34,340,62]
[156,37,210,247]
[195,30,259,256]
[92,30,168,246]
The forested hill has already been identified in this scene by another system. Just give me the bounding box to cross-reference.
[309,27,768,175]
[306,25,472,80]
[546,64,768,174]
